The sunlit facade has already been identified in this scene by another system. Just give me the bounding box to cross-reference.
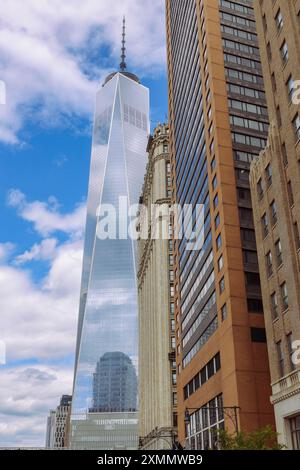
[70,70,149,450]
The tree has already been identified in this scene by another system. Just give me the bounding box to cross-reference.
[215,426,285,450]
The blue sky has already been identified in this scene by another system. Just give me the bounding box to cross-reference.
[0,0,167,447]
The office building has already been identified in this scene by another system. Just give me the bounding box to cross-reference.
[250,0,300,449]
[166,0,275,448]
[138,123,177,449]
[45,395,72,449]
[70,20,150,449]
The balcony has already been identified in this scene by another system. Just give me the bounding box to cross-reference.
[271,369,300,405]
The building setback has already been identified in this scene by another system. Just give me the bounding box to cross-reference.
[166,0,275,448]
[138,123,177,449]
[250,0,300,449]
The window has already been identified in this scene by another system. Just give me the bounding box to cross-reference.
[286,75,295,102]
[219,277,225,294]
[212,175,217,190]
[290,416,300,450]
[270,200,277,225]
[216,234,222,250]
[221,304,227,321]
[257,178,263,199]
[275,9,283,31]
[245,272,260,287]
[211,157,216,172]
[276,105,282,127]
[247,298,263,313]
[265,164,272,187]
[287,181,294,207]
[277,341,285,377]
[281,282,289,311]
[215,213,220,229]
[213,194,219,209]
[282,143,288,166]
[218,255,224,272]
[280,40,289,64]
[266,251,273,277]
[293,114,300,141]
[275,239,283,267]
[251,328,266,343]
[261,213,269,238]
[287,333,296,371]
[243,250,258,264]
[271,292,278,320]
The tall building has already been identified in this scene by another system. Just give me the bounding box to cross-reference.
[90,352,137,413]
[46,395,72,449]
[138,123,177,449]
[166,0,275,448]
[70,20,150,449]
[249,0,300,449]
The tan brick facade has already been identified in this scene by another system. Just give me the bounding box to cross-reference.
[250,0,300,449]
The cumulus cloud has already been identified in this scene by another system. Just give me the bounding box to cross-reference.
[0,0,166,144]
[7,189,86,238]
[0,365,73,447]
[14,238,58,265]
[0,192,85,445]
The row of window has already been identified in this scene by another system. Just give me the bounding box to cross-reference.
[183,353,221,400]
[182,291,216,347]
[183,317,218,368]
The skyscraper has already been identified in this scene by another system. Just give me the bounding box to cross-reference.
[138,123,177,449]
[166,0,274,448]
[250,0,300,449]
[70,19,150,450]
[90,352,137,413]
[46,395,72,449]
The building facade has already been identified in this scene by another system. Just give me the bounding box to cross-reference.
[46,395,72,449]
[138,123,177,449]
[250,0,300,449]
[166,0,275,448]
[70,59,150,447]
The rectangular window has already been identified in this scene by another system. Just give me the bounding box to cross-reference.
[280,40,289,64]
[290,416,300,450]
[266,251,273,277]
[275,239,283,267]
[261,213,269,238]
[271,292,278,320]
[275,9,283,31]
[280,282,289,311]
[276,341,285,377]
[251,328,266,343]
[270,200,277,225]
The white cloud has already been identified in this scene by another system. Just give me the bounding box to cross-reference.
[0,192,85,446]
[7,189,86,238]
[14,238,58,265]
[0,365,73,447]
[0,0,166,144]
[0,238,83,361]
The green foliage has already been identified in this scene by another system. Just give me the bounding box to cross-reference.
[215,426,285,450]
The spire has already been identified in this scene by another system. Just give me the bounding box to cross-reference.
[120,16,127,71]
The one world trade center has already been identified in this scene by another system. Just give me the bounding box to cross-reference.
[70,19,150,449]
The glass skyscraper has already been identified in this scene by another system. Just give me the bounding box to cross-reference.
[70,45,150,448]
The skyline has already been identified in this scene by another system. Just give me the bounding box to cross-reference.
[0,0,167,447]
